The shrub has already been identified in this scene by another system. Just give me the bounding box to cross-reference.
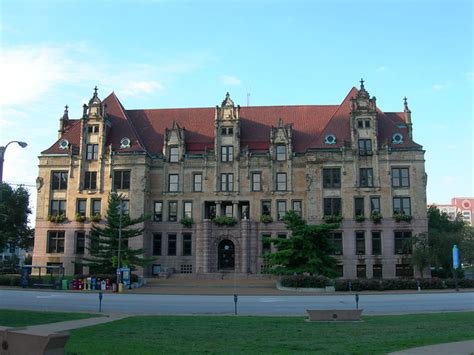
[47,214,67,223]
[180,216,194,227]
[75,213,87,223]
[90,213,101,222]
[370,211,383,224]
[213,216,238,226]
[0,275,20,286]
[393,212,412,223]
[280,275,332,288]
[260,215,273,224]
[334,278,474,291]
[355,215,366,223]
[324,215,343,224]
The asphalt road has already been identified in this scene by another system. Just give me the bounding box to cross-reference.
[1,289,473,315]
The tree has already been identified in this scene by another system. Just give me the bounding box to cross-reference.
[0,183,34,251]
[264,211,339,277]
[410,233,431,278]
[79,193,154,274]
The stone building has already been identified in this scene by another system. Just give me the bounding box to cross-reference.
[32,81,428,278]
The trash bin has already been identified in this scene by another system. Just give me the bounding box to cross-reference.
[112,283,117,292]
[118,283,123,293]
[61,279,68,290]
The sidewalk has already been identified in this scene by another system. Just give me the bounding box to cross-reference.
[388,340,474,355]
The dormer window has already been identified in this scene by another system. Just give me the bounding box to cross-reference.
[276,144,286,161]
[221,127,233,135]
[392,133,404,144]
[88,125,99,134]
[357,120,370,128]
[169,146,179,162]
[120,137,131,149]
[324,135,336,145]
[58,139,69,150]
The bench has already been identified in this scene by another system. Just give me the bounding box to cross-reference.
[0,327,69,355]
[306,309,363,321]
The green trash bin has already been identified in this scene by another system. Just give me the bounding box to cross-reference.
[61,279,68,290]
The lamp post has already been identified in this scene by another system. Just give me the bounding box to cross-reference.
[111,192,123,290]
[0,141,28,183]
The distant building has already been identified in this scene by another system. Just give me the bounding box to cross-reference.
[435,198,474,225]
[32,81,428,279]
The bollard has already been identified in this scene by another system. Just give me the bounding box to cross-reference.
[99,292,103,312]
[355,293,359,310]
[417,280,421,292]
[348,281,352,292]
[233,294,238,315]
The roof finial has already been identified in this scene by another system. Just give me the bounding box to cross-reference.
[403,96,410,112]
[360,78,365,90]
[93,86,98,96]
[63,105,69,119]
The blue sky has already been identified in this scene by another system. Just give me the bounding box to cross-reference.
[1,0,472,225]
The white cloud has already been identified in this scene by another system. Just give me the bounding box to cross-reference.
[376,66,387,72]
[117,81,165,98]
[432,84,444,91]
[221,75,242,86]
[465,71,473,81]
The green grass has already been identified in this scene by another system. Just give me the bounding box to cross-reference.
[66,312,474,354]
[0,309,99,327]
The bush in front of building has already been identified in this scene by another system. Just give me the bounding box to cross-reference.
[280,275,332,288]
[333,277,474,291]
[212,216,238,226]
[0,275,21,286]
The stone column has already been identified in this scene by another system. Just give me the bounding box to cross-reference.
[241,219,249,273]
[202,220,211,273]
[216,201,221,217]
[233,201,239,219]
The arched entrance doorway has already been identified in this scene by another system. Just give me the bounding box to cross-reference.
[218,240,235,270]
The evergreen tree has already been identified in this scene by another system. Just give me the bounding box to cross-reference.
[264,211,339,276]
[79,193,154,274]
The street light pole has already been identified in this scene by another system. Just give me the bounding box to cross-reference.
[0,141,28,183]
[117,198,122,288]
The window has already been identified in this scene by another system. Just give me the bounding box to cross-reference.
[393,197,411,215]
[84,171,97,190]
[220,173,233,192]
[169,146,179,162]
[251,172,262,191]
[224,204,233,217]
[154,201,163,222]
[193,173,202,192]
[261,234,271,255]
[183,201,192,218]
[357,264,367,278]
[91,199,101,216]
[51,171,68,190]
[152,234,162,255]
[182,234,192,256]
[365,120,371,128]
[292,200,302,217]
[358,120,364,128]
[392,168,410,187]
[358,139,372,156]
[359,168,373,187]
[75,232,85,254]
[221,127,233,135]
[86,144,98,160]
[394,231,412,254]
[323,168,341,188]
[47,231,65,253]
[277,200,287,221]
[356,231,365,255]
[354,197,364,217]
[46,262,63,275]
[373,264,383,279]
[76,199,86,216]
[167,234,177,256]
[370,197,380,213]
[50,200,66,216]
[168,201,177,222]
[221,146,233,162]
[168,174,179,192]
[372,231,381,255]
[262,200,271,216]
[276,144,286,161]
[396,264,413,277]
[323,198,341,216]
[120,200,130,215]
[114,170,131,190]
[276,173,287,191]
[335,264,344,278]
[330,232,343,255]
[88,125,99,133]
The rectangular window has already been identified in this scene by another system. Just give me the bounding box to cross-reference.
[91,199,101,216]
[154,201,163,222]
[335,264,344,278]
[358,139,372,156]
[168,174,179,192]
[359,168,373,187]
[183,201,192,218]
[51,171,68,190]
[221,173,234,192]
[372,231,381,255]
[276,172,287,191]
[356,231,365,255]
[221,146,233,162]
[393,197,411,215]
[113,170,131,190]
[330,232,343,255]
[292,200,302,217]
[169,146,179,162]
[120,200,130,215]
[323,168,341,188]
[47,231,65,253]
[221,127,233,135]
[168,201,178,222]
[370,197,380,213]
[193,173,202,192]
[224,204,233,217]
[86,144,98,160]
[75,231,85,254]
[354,197,365,217]
[323,198,342,216]
[50,200,66,216]
[356,264,367,278]
[76,199,86,216]
[276,144,286,161]
[261,234,271,255]
[152,233,162,256]
[373,264,383,279]
[394,231,412,254]
[88,125,99,133]
[251,172,262,191]
[396,264,414,277]
[262,200,272,216]
[277,200,287,221]
[392,168,410,187]
[167,234,177,256]
[182,234,192,256]
[84,171,97,190]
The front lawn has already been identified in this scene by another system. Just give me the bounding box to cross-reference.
[0,309,98,327]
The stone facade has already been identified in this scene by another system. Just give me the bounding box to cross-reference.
[32,82,428,278]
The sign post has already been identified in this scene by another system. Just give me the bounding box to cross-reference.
[453,245,460,292]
